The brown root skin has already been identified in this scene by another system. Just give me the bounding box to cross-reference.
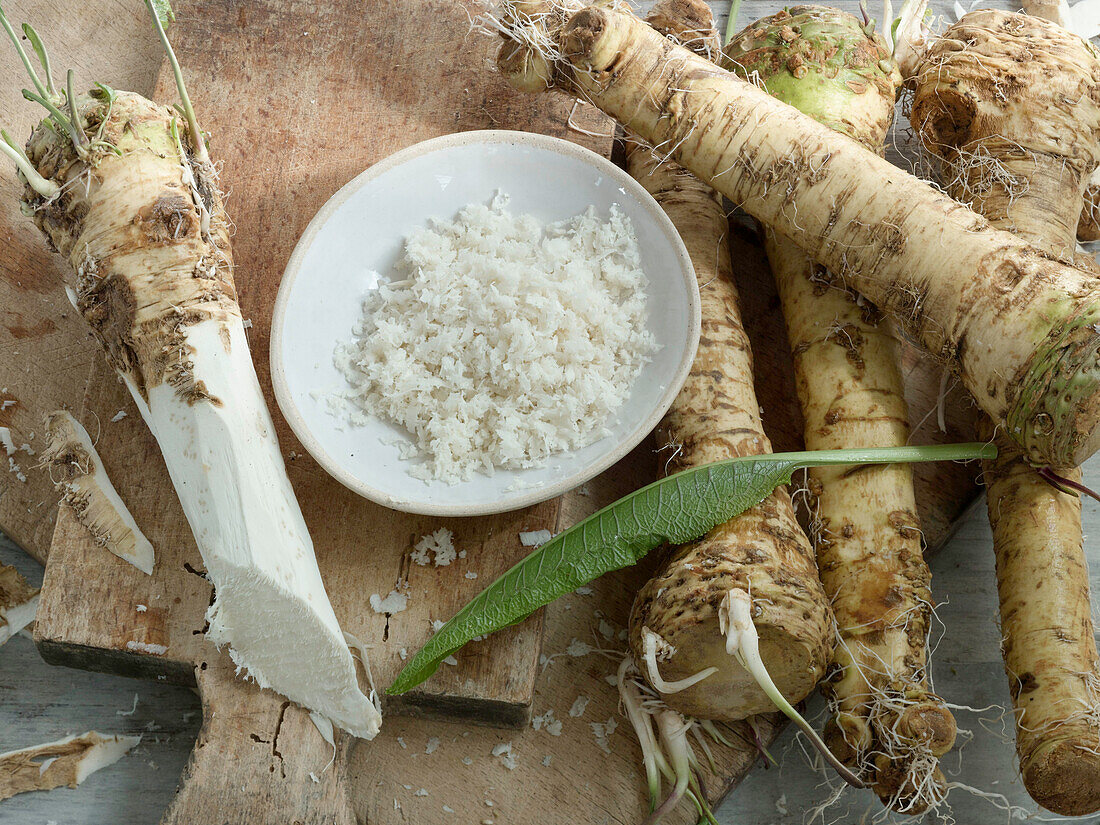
[982,427,1100,815]
[1079,183,1100,242]
[623,0,832,721]
[21,89,237,405]
[728,7,956,808]
[912,10,1100,259]
[496,3,1100,469]
[913,11,1100,815]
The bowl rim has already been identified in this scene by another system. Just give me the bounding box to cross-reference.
[270,128,700,516]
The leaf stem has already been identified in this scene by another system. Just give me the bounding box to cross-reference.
[746,442,996,469]
[723,0,744,46]
[0,130,58,198]
[143,0,208,165]
[0,3,49,100]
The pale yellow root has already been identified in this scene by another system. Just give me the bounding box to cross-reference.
[495,3,1100,469]
[913,10,1100,816]
[723,8,955,811]
[625,0,832,722]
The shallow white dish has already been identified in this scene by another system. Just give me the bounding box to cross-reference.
[270,130,699,516]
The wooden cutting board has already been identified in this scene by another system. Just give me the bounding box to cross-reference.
[3,0,981,822]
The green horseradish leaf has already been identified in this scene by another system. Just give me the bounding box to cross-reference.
[388,443,995,695]
[150,0,175,26]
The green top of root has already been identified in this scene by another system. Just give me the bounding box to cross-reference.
[723,5,900,149]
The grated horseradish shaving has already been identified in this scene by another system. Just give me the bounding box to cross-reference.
[333,194,656,483]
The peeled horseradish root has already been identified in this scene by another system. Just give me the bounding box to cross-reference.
[1,3,380,738]
[493,0,1100,470]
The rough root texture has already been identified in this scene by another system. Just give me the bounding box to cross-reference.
[728,7,956,810]
[23,90,237,404]
[493,1,1100,469]
[624,0,833,722]
[912,11,1100,816]
[912,9,1100,261]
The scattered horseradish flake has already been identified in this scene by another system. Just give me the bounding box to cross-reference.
[566,638,596,657]
[591,717,618,755]
[531,709,562,736]
[412,528,458,566]
[125,641,168,655]
[569,696,590,718]
[491,742,517,770]
[333,193,656,483]
[369,590,408,614]
[519,529,553,547]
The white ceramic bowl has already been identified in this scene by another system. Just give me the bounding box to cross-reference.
[271,130,699,516]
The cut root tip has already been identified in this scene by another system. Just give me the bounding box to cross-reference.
[719,590,866,790]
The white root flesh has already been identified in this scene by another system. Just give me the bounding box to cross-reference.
[0,563,39,646]
[124,319,382,739]
[718,590,864,788]
[0,731,140,800]
[41,410,154,575]
[2,3,380,741]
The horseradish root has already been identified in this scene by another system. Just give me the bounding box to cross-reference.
[41,410,154,574]
[914,11,1100,815]
[726,8,955,812]
[1018,0,1100,243]
[623,0,833,728]
[1,4,380,738]
[0,563,38,646]
[0,732,140,800]
[494,1,1100,469]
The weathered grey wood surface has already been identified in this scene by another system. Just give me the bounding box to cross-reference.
[5,0,1100,823]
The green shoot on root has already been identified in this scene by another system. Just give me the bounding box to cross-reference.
[0,129,58,198]
[21,88,83,153]
[618,658,719,825]
[65,70,88,150]
[0,3,50,101]
[21,23,55,97]
[143,0,208,165]
[718,590,865,789]
[645,711,693,825]
[1038,466,1100,503]
[618,659,664,811]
